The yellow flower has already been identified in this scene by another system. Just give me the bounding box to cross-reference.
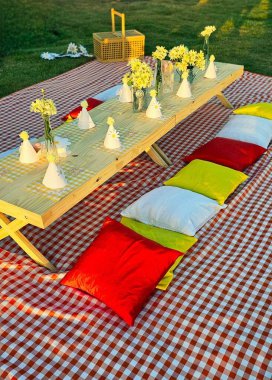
[47,153,56,163]
[182,71,189,79]
[174,49,205,72]
[152,46,168,61]
[126,60,153,90]
[19,131,29,140]
[81,100,88,108]
[210,54,215,62]
[169,45,187,61]
[30,96,57,117]
[128,58,142,72]
[107,116,115,126]
[150,89,157,98]
[195,51,205,70]
[200,25,216,38]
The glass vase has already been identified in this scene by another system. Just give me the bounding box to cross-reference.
[162,60,174,94]
[132,88,148,113]
[188,67,196,84]
[203,37,209,68]
[155,60,162,95]
[43,116,58,158]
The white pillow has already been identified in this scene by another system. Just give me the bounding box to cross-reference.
[217,115,272,148]
[121,186,226,236]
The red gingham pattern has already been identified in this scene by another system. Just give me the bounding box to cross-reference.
[0,60,272,380]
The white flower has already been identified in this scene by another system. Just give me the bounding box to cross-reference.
[67,42,78,54]
[41,52,55,60]
[110,131,120,139]
[79,45,88,55]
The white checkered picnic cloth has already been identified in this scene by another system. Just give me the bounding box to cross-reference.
[0,59,271,380]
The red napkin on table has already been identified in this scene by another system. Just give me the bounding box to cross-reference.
[61,97,103,122]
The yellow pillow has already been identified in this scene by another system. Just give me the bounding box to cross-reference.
[121,217,197,290]
[234,102,272,120]
[164,159,248,205]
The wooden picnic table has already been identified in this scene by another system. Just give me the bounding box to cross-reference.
[0,62,243,270]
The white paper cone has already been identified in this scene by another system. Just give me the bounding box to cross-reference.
[42,162,67,189]
[204,61,217,79]
[119,84,133,103]
[19,140,38,164]
[78,107,95,129]
[104,125,121,149]
[146,98,162,119]
[176,78,192,98]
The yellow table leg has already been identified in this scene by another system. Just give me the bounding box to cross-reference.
[0,213,56,271]
[145,143,172,168]
[216,91,234,109]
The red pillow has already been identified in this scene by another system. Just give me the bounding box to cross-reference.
[61,97,103,121]
[184,137,266,171]
[61,218,181,326]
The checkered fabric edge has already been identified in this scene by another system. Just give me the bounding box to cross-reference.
[0,59,272,380]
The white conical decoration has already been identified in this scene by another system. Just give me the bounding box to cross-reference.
[78,100,95,129]
[104,117,121,150]
[204,55,217,79]
[42,154,67,189]
[19,131,38,164]
[146,90,162,119]
[118,83,133,103]
[176,71,192,98]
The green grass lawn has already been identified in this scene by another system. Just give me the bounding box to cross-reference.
[0,0,271,98]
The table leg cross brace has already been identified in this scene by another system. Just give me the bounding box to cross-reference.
[0,213,56,271]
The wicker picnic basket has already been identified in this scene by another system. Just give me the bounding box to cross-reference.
[93,8,145,63]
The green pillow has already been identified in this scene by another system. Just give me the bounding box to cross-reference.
[164,159,248,205]
[121,216,197,290]
[233,102,272,120]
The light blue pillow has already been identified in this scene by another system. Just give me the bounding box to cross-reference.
[121,186,226,236]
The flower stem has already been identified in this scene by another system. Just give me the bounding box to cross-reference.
[43,116,55,150]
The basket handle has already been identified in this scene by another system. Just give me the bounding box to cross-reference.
[111,8,125,37]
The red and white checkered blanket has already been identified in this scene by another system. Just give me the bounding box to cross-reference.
[0,60,271,380]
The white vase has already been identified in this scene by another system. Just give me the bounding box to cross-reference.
[78,107,95,129]
[146,98,162,119]
[204,61,217,79]
[119,84,133,103]
[176,78,192,98]
[19,140,38,164]
[42,162,67,189]
[104,125,121,149]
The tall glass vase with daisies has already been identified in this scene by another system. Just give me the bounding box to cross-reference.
[169,46,205,84]
[200,25,216,67]
[123,59,153,112]
[152,46,168,95]
[30,89,57,155]
[168,44,188,83]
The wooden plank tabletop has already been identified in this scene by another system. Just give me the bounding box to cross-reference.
[0,62,243,228]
